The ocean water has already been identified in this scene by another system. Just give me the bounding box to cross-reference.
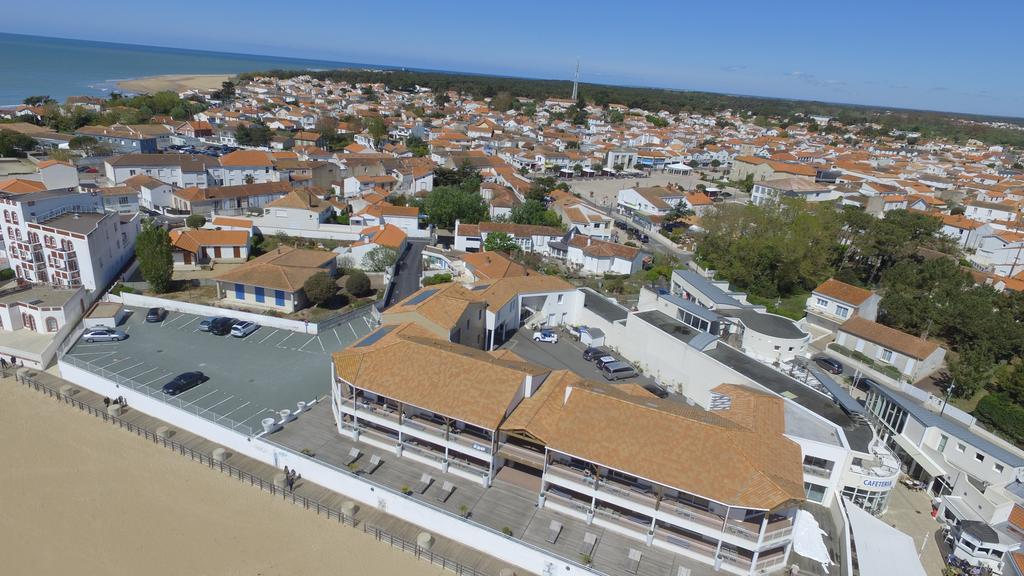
[0,33,375,107]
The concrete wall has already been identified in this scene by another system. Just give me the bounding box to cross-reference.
[119,292,319,334]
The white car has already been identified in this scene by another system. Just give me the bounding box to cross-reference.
[533,329,558,343]
[82,327,128,342]
[230,320,259,338]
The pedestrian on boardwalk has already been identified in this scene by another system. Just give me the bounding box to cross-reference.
[1,358,8,370]
[286,474,294,491]
[103,397,111,408]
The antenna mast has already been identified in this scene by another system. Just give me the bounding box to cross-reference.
[571,59,580,101]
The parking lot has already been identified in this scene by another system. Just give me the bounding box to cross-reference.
[500,327,659,389]
[64,307,376,434]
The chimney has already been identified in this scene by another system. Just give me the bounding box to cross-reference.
[586,236,591,246]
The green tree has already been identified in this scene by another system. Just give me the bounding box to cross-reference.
[423,185,487,228]
[405,135,429,157]
[345,270,372,297]
[135,221,173,293]
[235,123,272,147]
[0,130,37,157]
[608,110,624,124]
[433,161,480,188]
[510,199,561,227]
[362,246,398,272]
[947,346,995,399]
[185,214,207,229]
[23,95,54,106]
[303,271,337,306]
[366,117,387,145]
[483,232,520,253]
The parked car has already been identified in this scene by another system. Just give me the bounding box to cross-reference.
[533,329,558,343]
[145,307,166,323]
[161,371,207,396]
[643,383,670,398]
[814,356,844,375]
[582,346,606,361]
[595,355,618,369]
[614,220,628,230]
[198,317,216,332]
[209,317,237,336]
[853,376,880,391]
[230,320,259,338]
[602,361,638,381]
[82,327,127,343]
[637,233,650,243]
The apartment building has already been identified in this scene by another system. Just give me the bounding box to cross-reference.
[0,189,139,291]
[171,181,292,216]
[453,221,563,255]
[105,153,218,188]
[331,322,804,575]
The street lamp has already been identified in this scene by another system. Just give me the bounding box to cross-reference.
[939,379,956,417]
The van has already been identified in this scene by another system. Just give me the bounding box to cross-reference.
[602,361,637,381]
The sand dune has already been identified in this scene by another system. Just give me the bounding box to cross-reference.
[118,74,231,94]
[0,379,443,576]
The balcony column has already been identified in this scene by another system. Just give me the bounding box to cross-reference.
[714,504,730,565]
[750,513,769,574]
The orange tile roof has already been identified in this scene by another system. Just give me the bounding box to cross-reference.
[813,278,874,306]
[360,223,407,250]
[461,251,530,280]
[169,228,249,253]
[0,178,47,194]
[839,317,941,360]
[214,245,335,292]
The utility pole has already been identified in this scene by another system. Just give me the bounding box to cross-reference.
[939,379,956,417]
[571,59,580,101]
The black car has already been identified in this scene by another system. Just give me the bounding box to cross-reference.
[583,347,606,361]
[643,383,670,398]
[814,356,844,375]
[614,221,628,230]
[145,307,166,322]
[637,233,650,243]
[209,317,237,335]
[161,371,206,396]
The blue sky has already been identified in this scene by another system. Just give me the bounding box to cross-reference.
[4,0,1022,117]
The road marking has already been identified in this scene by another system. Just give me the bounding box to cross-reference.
[113,362,144,375]
[178,316,198,329]
[129,367,159,380]
[349,323,358,338]
[219,401,251,418]
[316,337,326,352]
[143,372,174,386]
[99,356,132,368]
[299,335,317,351]
[185,389,220,405]
[276,332,294,348]
[259,329,280,344]
[363,315,374,330]
[205,394,235,410]
[162,314,183,327]
[334,329,344,346]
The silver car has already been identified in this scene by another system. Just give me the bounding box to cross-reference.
[82,327,127,342]
[230,320,259,338]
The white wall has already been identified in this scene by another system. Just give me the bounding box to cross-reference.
[120,292,320,334]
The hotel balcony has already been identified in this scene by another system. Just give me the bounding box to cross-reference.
[803,463,833,479]
[495,440,546,469]
[47,246,77,260]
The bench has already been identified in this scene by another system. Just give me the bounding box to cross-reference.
[436,481,456,503]
[546,520,563,544]
[416,473,433,494]
[343,447,361,466]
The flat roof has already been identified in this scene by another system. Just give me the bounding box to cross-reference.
[871,384,1024,468]
[672,269,746,308]
[657,292,722,324]
[0,285,80,307]
[721,308,807,339]
[43,212,108,234]
[706,344,873,452]
[581,288,628,322]
[634,310,718,350]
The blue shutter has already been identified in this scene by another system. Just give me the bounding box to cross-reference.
[234,283,244,299]
[275,290,285,306]
[254,287,265,303]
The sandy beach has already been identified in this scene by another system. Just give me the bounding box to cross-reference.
[117,74,232,94]
[0,379,443,576]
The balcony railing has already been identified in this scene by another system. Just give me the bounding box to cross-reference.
[496,442,545,467]
[803,464,833,479]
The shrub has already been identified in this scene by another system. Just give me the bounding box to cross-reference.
[501,526,513,536]
[303,271,337,306]
[851,350,872,364]
[976,393,1024,444]
[185,214,207,229]
[0,268,15,281]
[422,272,453,286]
[346,270,371,297]
[109,283,137,296]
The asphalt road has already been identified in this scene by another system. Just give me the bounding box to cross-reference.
[385,239,426,308]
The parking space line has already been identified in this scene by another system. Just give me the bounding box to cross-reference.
[349,323,358,338]
[258,329,280,344]
[128,366,159,380]
[299,335,317,351]
[98,356,132,368]
[205,394,235,410]
[163,314,184,327]
[143,372,174,386]
[334,329,344,346]
[276,332,294,348]
[316,337,325,352]
[219,401,251,418]
[178,316,198,329]
[113,362,144,375]
[362,315,374,330]
[184,389,220,405]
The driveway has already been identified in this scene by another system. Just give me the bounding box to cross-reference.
[385,240,426,308]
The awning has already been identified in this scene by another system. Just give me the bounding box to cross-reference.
[844,498,927,576]
[893,434,947,478]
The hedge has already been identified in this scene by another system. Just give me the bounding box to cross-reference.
[0,268,14,281]
[975,393,1024,444]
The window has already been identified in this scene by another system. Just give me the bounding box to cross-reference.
[804,482,827,503]
[835,305,850,318]
[937,434,948,453]
[557,294,563,304]
[45,317,58,332]
[956,443,966,453]
[975,453,985,463]
[994,463,1004,474]
[880,348,894,363]
[816,297,828,307]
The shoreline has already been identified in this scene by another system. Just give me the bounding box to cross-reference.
[0,377,442,576]
[116,73,233,94]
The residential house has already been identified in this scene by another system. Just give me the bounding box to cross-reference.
[550,198,613,240]
[99,185,140,214]
[454,221,563,255]
[380,284,488,348]
[805,278,880,333]
[349,204,420,234]
[169,228,250,270]
[549,232,644,275]
[835,317,946,382]
[261,188,334,230]
[105,153,218,188]
[214,150,279,187]
[751,178,838,206]
[76,123,171,153]
[214,245,337,313]
[172,181,292,216]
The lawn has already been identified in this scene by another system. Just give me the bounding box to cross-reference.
[747,292,809,321]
